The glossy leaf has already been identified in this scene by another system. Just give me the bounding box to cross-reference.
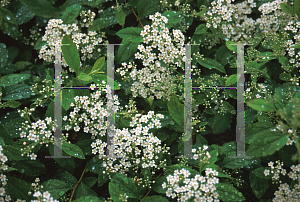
[246,98,276,112]
[116,27,143,42]
[62,35,80,76]
[20,0,55,18]
[197,57,226,74]
[78,72,93,81]
[62,4,81,24]
[0,74,30,87]
[62,142,86,159]
[41,179,72,200]
[115,9,125,26]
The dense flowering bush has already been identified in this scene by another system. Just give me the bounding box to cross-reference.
[0,0,300,201]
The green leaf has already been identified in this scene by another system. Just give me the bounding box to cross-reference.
[212,113,232,134]
[0,73,30,87]
[90,56,105,75]
[117,39,140,62]
[75,182,98,199]
[82,177,97,188]
[54,170,77,188]
[225,74,237,86]
[279,72,292,81]
[295,0,300,18]
[215,45,232,67]
[246,98,276,112]
[48,144,76,174]
[115,9,125,26]
[6,100,21,108]
[45,101,54,119]
[280,3,296,16]
[216,183,245,201]
[137,0,160,18]
[88,8,118,31]
[20,0,55,18]
[162,11,184,29]
[168,95,184,129]
[15,3,35,25]
[194,23,208,35]
[142,195,169,202]
[34,37,47,50]
[109,172,143,201]
[62,4,81,24]
[78,72,93,81]
[5,177,31,201]
[62,142,86,159]
[249,171,269,199]
[0,43,8,68]
[73,196,105,202]
[41,179,72,200]
[14,61,32,71]
[62,35,80,76]
[246,131,289,157]
[226,41,237,52]
[251,167,273,179]
[197,57,226,74]
[116,27,143,42]
[13,160,47,177]
[0,8,20,38]
[62,88,75,110]
[2,83,35,100]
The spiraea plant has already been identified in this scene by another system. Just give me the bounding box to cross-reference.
[0,0,300,201]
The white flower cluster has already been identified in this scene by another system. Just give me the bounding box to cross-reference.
[0,145,25,202]
[63,83,120,139]
[263,161,300,202]
[191,145,210,161]
[162,167,219,202]
[202,0,292,45]
[96,111,169,178]
[117,12,186,101]
[38,19,103,72]
[28,178,58,202]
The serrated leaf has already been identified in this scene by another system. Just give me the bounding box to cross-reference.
[62,4,81,24]
[0,73,30,87]
[216,183,245,201]
[115,9,125,26]
[82,177,97,188]
[14,3,35,25]
[137,0,160,18]
[34,37,47,50]
[162,11,184,29]
[194,23,208,35]
[278,56,289,66]
[62,142,86,159]
[13,160,47,176]
[116,27,143,42]
[251,167,273,179]
[48,144,75,174]
[75,182,98,199]
[5,177,31,201]
[2,83,34,100]
[246,98,276,112]
[117,39,139,62]
[225,74,237,86]
[62,88,75,110]
[212,113,232,134]
[41,179,72,200]
[280,3,296,16]
[197,57,226,74]
[246,131,289,157]
[20,0,55,18]
[109,172,143,201]
[168,95,184,129]
[88,8,117,31]
[14,61,32,71]
[0,8,20,39]
[249,172,269,199]
[62,35,80,76]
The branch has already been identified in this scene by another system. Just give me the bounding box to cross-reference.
[69,161,88,201]
[132,8,144,29]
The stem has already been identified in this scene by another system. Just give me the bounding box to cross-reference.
[132,8,144,29]
[140,173,162,201]
[69,161,88,202]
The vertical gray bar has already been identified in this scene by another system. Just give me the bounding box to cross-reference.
[236,44,245,157]
[229,42,252,159]
[46,43,71,159]
[184,44,192,159]
[106,44,115,158]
